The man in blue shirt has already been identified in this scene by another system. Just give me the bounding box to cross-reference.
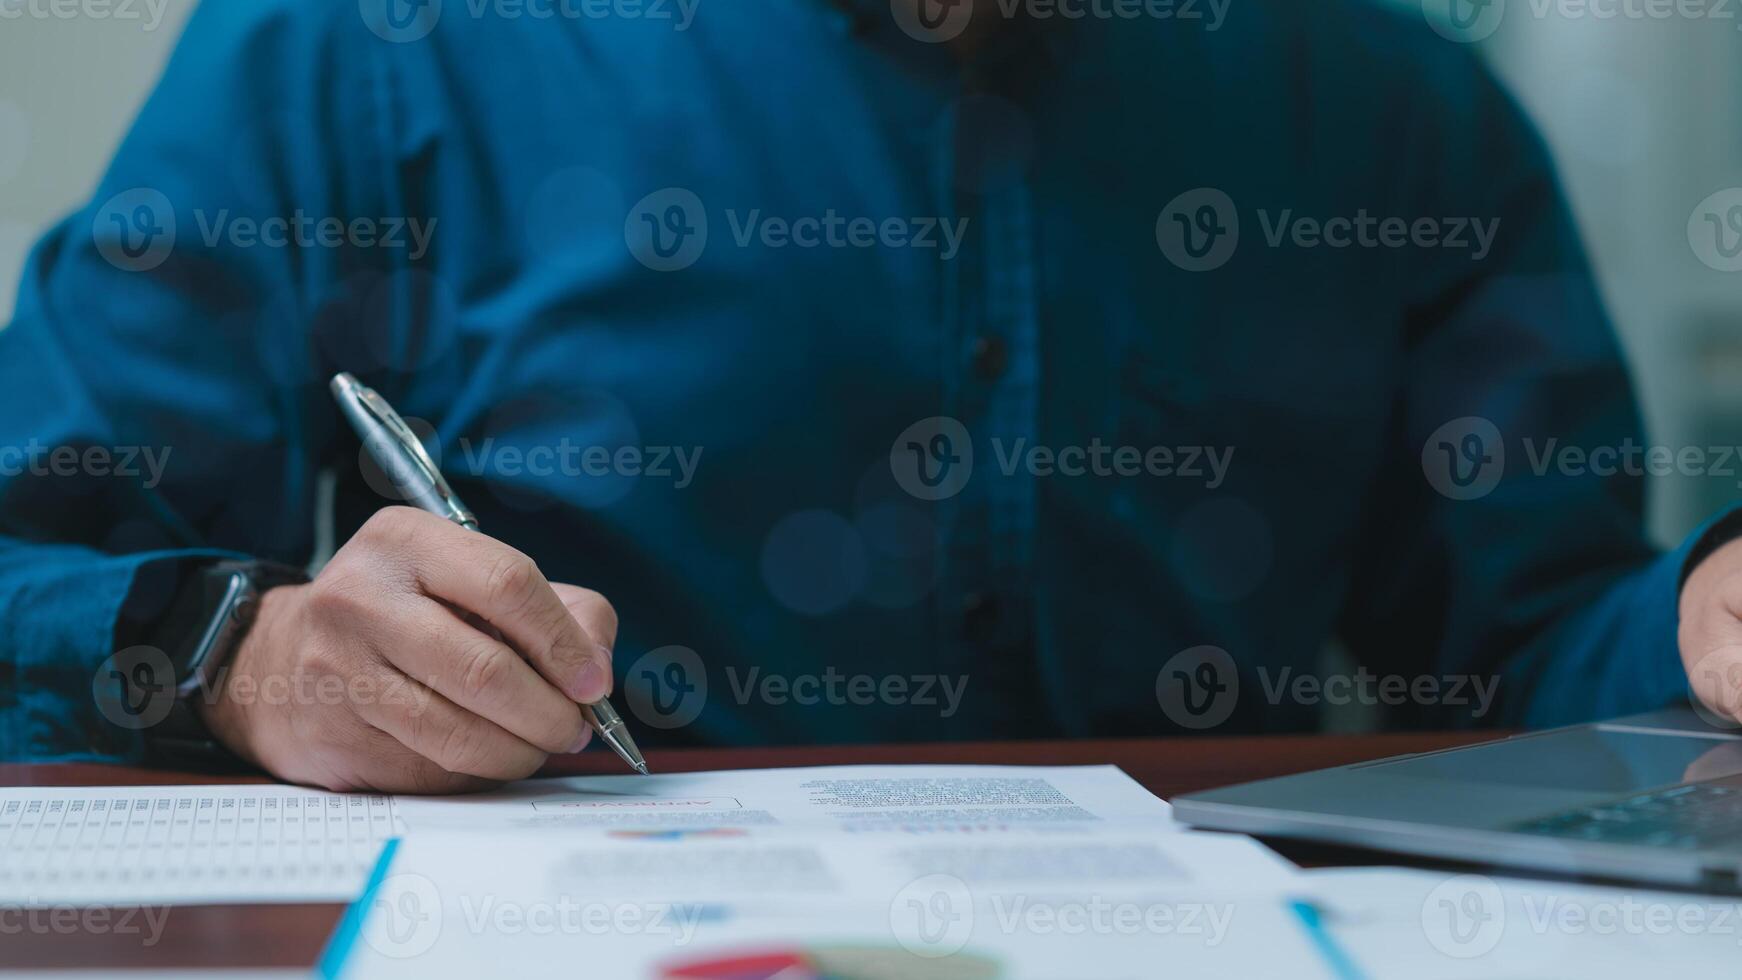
[3,0,1740,792]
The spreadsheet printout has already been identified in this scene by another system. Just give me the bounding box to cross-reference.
[0,786,397,905]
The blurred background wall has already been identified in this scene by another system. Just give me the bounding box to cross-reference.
[0,0,196,319]
[0,0,1737,543]
[1472,6,1742,542]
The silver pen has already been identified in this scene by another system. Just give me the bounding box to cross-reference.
[330,372,649,775]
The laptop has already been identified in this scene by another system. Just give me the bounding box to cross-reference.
[1173,708,1742,891]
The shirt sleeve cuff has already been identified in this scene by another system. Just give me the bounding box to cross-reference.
[5,547,246,763]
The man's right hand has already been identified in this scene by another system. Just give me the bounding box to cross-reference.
[196,507,618,793]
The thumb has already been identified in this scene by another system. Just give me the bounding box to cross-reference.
[1688,645,1742,729]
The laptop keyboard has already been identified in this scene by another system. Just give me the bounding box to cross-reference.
[1513,782,1742,850]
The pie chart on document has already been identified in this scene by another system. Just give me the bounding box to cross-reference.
[656,944,1003,980]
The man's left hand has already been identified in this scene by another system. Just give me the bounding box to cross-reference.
[1679,536,1742,725]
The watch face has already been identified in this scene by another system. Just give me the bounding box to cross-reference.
[173,570,254,697]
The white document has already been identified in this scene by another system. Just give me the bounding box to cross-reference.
[0,766,1210,919]
[1299,866,1742,978]
[390,764,1178,835]
[343,766,1315,978]
[0,785,397,905]
[339,826,1311,979]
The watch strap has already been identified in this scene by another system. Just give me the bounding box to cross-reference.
[143,559,309,770]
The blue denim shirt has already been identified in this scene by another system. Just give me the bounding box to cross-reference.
[0,0,1726,761]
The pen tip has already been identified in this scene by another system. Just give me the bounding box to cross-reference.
[634,761,650,775]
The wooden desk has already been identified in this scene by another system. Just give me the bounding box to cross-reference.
[0,732,1488,971]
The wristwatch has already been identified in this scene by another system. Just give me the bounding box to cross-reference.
[135,559,309,770]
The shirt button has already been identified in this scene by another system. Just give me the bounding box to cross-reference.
[962,591,1000,640]
[971,336,1008,381]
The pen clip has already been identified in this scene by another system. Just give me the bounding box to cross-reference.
[356,386,441,478]
[336,373,477,529]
